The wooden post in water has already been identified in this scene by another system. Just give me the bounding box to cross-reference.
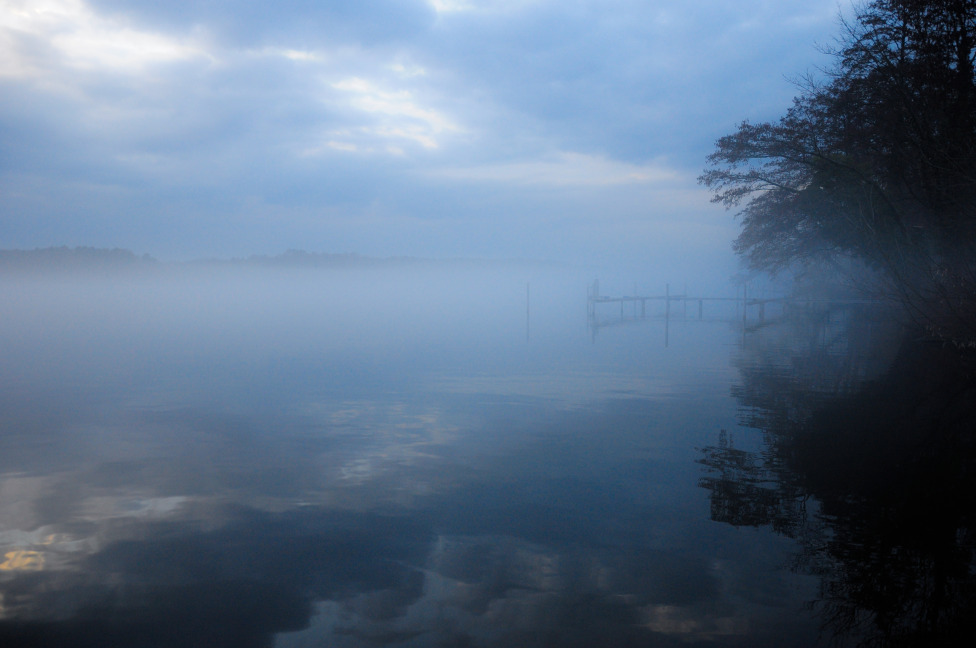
[742,283,748,327]
[587,279,599,325]
[665,283,670,347]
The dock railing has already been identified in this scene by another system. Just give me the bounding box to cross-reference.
[586,280,880,335]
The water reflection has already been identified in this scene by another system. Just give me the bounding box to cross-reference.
[1,267,827,646]
[700,303,976,645]
[0,506,428,647]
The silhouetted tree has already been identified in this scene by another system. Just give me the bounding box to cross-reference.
[701,0,976,341]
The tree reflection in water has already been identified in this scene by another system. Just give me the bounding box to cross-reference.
[699,304,976,646]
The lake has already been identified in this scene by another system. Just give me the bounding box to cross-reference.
[1,264,971,647]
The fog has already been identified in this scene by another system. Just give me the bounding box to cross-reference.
[0,262,834,647]
[0,262,741,394]
[7,0,976,644]
[7,253,968,647]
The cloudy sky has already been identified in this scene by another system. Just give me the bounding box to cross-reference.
[0,0,842,274]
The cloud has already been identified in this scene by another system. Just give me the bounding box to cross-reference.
[0,0,841,267]
[327,76,461,150]
[85,0,436,47]
[428,152,681,186]
[0,0,209,78]
[429,0,544,14]
[247,46,323,63]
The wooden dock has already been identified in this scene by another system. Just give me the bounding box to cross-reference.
[586,280,880,339]
[586,280,767,326]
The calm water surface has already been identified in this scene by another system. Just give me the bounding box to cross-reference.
[3,266,966,647]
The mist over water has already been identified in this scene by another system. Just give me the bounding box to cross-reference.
[7,0,976,643]
[0,264,888,647]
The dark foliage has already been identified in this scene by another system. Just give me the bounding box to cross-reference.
[699,308,976,646]
[701,0,976,341]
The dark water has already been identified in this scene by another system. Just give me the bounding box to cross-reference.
[1,266,973,647]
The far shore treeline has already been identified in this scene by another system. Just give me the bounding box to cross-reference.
[701,0,976,344]
[0,246,156,271]
[0,247,551,272]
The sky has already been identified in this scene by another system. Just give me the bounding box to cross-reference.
[0,0,843,277]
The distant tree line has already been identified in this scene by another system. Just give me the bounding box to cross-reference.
[205,250,530,269]
[701,0,976,342]
[0,247,516,272]
[0,246,155,271]
[228,249,424,268]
